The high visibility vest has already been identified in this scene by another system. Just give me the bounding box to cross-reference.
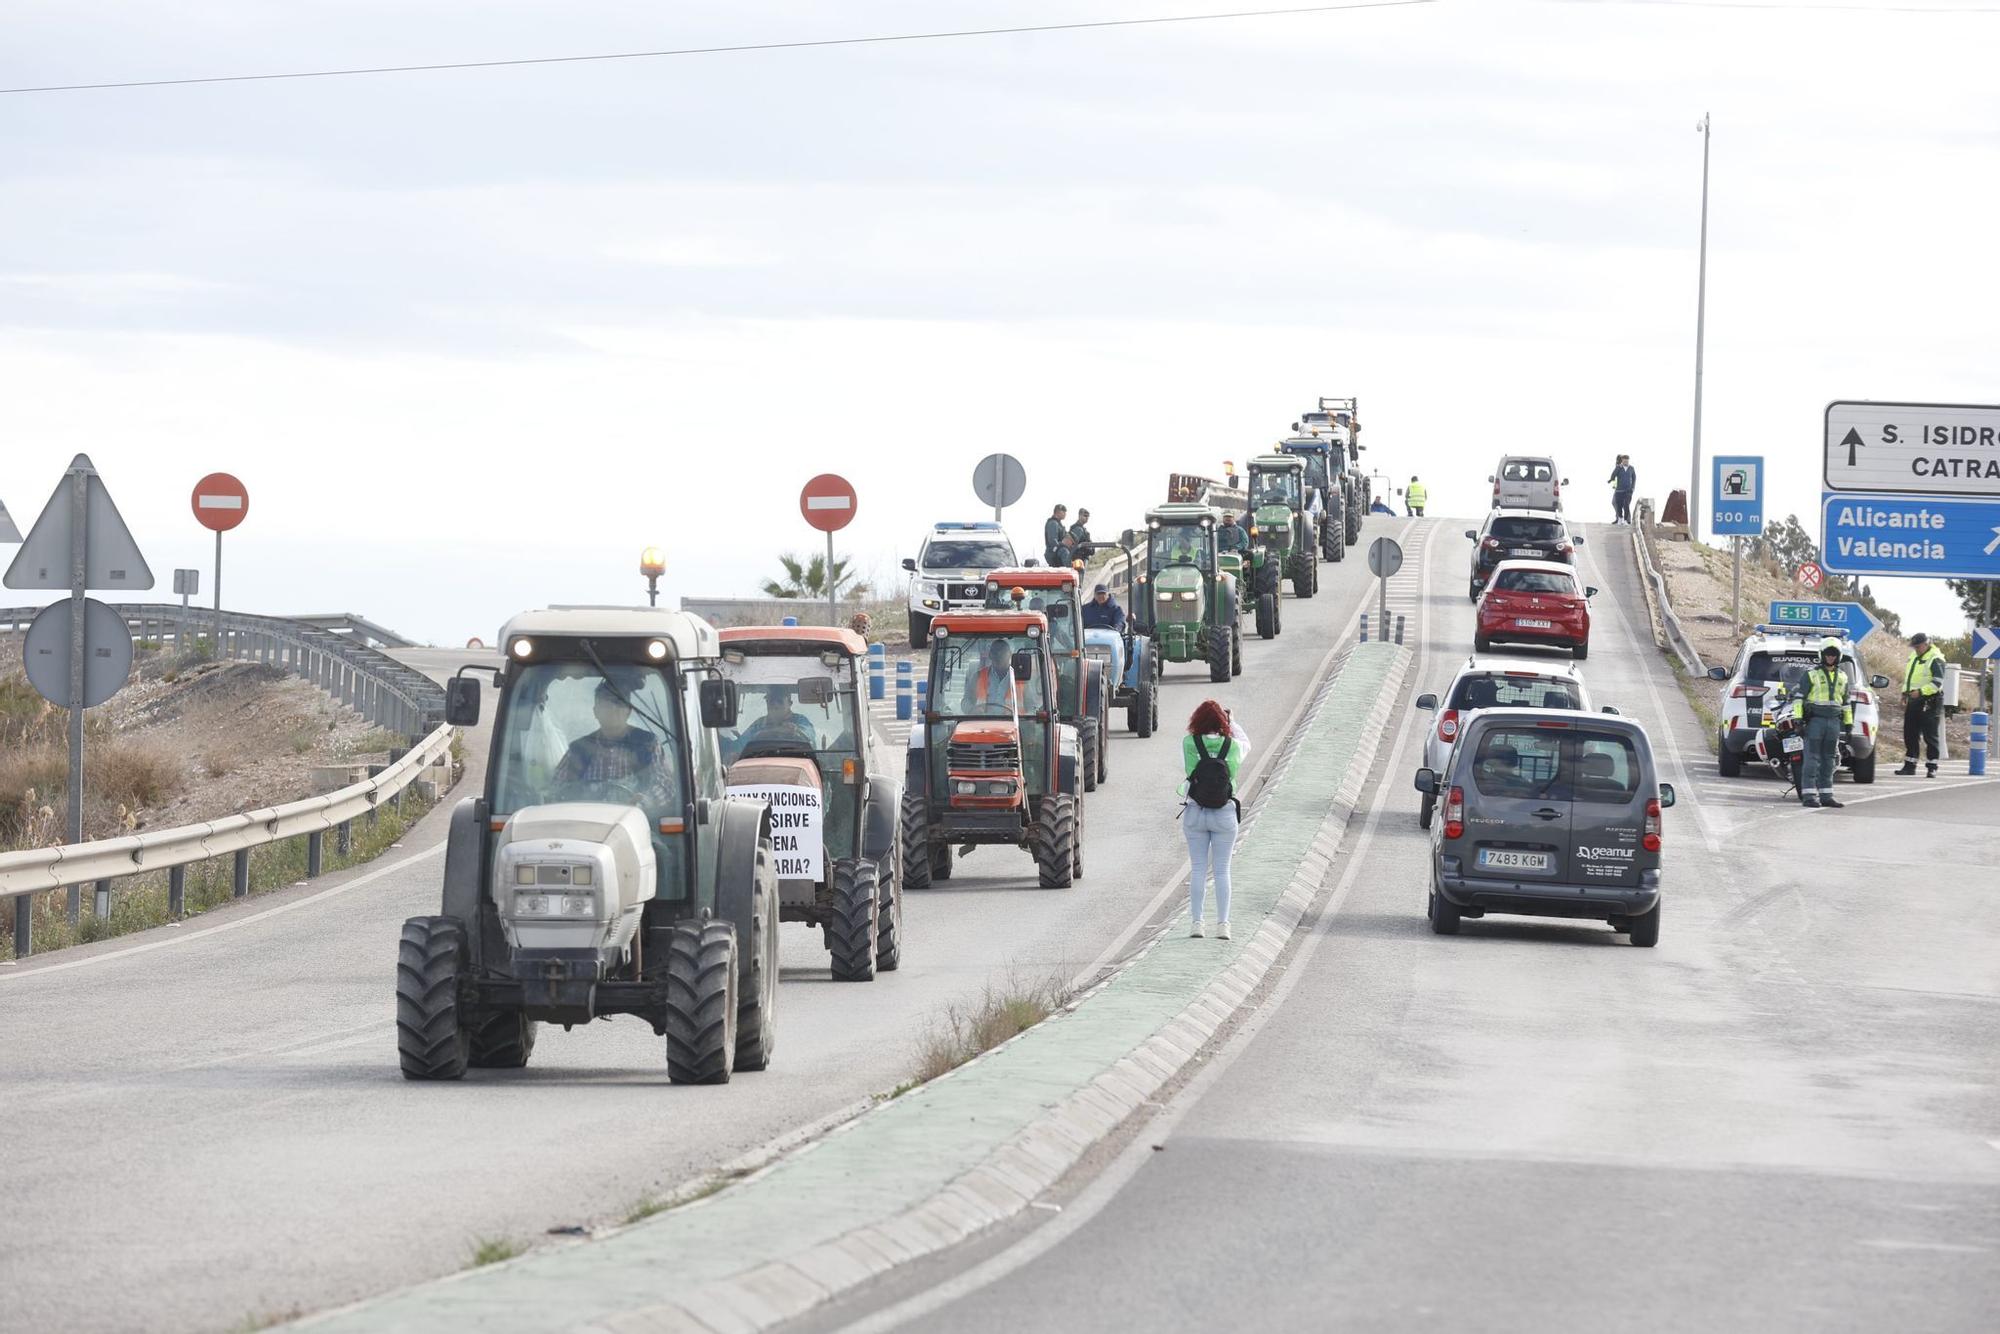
[1903,646,1945,697]
[971,667,1021,711]
[1792,666,1853,727]
[1407,482,1428,506]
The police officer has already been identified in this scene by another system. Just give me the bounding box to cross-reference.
[1068,508,1093,550]
[1406,476,1428,516]
[1792,637,1853,808]
[1043,504,1069,567]
[1895,631,1947,776]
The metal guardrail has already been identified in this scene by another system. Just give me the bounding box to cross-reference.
[2,723,455,958]
[1630,500,1707,677]
[0,603,444,737]
[284,612,420,649]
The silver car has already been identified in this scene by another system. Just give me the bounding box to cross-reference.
[1412,658,1601,828]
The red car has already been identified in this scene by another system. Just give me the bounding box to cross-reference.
[1475,560,1594,659]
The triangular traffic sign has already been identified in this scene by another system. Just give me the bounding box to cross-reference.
[3,453,155,591]
[0,497,21,544]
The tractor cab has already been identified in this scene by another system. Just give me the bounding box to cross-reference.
[982,568,1111,790]
[1142,504,1242,684]
[1246,454,1319,601]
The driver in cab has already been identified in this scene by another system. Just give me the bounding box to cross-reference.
[554,680,675,810]
[962,641,1026,715]
[734,687,819,752]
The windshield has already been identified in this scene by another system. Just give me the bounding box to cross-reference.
[1284,449,1330,489]
[923,539,1013,570]
[1451,673,1584,711]
[1251,470,1302,508]
[1490,516,1563,543]
[1016,594,1077,651]
[716,654,859,766]
[1149,525,1214,573]
[1493,569,1577,595]
[1748,650,1852,685]
[932,635,1049,716]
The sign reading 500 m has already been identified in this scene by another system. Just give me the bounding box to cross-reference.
[1824,400,2000,497]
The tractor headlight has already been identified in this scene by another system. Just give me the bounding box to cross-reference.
[1157,591,1175,603]
[515,892,551,917]
[1180,591,1199,602]
[957,781,977,795]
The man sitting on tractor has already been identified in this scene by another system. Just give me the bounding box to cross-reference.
[553,679,678,813]
[1081,582,1126,632]
[962,639,1026,715]
[1215,513,1250,557]
[733,686,819,753]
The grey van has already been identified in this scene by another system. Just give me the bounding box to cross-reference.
[1412,708,1673,946]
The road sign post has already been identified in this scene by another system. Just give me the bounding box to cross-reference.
[1712,455,1763,633]
[1796,561,1824,590]
[191,473,249,649]
[1368,537,1403,641]
[972,453,1027,525]
[800,473,858,629]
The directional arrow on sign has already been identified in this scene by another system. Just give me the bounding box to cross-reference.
[1986,525,2000,557]
[1840,427,1865,468]
[1973,626,2000,660]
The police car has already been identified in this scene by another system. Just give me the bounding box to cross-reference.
[902,522,1017,643]
[1707,625,1890,782]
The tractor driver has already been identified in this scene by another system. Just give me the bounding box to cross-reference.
[1157,525,1207,568]
[734,687,819,753]
[962,640,1026,715]
[1081,583,1126,632]
[554,680,677,812]
[1215,513,1250,557]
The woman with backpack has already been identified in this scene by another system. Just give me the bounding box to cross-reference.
[1182,699,1248,939]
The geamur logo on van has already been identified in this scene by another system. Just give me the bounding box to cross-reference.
[1575,846,1637,861]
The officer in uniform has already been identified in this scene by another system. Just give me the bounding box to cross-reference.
[1406,476,1428,516]
[1792,637,1853,808]
[1894,631,1946,777]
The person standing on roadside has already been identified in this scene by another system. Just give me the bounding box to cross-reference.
[1405,476,1428,517]
[1608,455,1637,524]
[1043,504,1069,567]
[1792,637,1853,809]
[1895,631,1947,777]
[1068,507,1093,552]
[1181,699,1249,939]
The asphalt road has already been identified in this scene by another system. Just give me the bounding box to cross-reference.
[0,518,1416,1334]
[806,522,2000,1334]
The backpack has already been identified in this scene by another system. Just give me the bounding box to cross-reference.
[1188,736,1234,810]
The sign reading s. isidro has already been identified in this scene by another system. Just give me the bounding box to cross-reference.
[1824,400,2000,497]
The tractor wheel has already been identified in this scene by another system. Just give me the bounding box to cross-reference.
[1329,525,1346,561]
[876,839,903,971]
[1130,674,1156,738]
[1080,718,1100,794]
[899,787,933,890]
[397,916,470,1081]
[664,920,738,1085]
[1096,705,1111,784]
[1346,511,1361,545]
[1256,593,1276,640]
[1309,554,1321,595]
[734,838,779,1069]
[1071,793,1086,880]
[827,857,880,982]
[933,843,955,881]
[1206,626,1231,684]
[467,1010,536,1069]
[1231,622,1243,677]
[1274,595,1284,636]
[1033,794,1077,888]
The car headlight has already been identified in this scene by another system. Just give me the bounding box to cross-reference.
[921,597,941,609]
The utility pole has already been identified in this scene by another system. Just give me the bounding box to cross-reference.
[1689,113,1711,538]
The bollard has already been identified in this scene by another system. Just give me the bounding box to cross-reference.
[1359,612,1369,643]
[896,660,914,721]
[14,894,31,959]
[868,643,887,701]
[1972,711,1989,777]
[781,615,799,628]
[233,849,251,899]
[916,678,929,716]
[1396,614,1405,645]
[308,830,324,878]
[169,865,186,920]
[94,879,112,921]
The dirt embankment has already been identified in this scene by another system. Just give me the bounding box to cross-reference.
[1,640,402,850]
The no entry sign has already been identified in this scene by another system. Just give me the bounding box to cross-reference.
[191,473,249,532]
[799,473,857,533]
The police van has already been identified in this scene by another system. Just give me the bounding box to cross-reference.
[902,522,1017,643]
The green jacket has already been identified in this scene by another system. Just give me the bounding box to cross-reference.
[1182,731,1248,783]
[1903,645,1946,697]
[1792,665,1854,727]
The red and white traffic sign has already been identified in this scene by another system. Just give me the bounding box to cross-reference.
[191,473,249,532]
[799,473,857,533]
[1796,560,1824,590]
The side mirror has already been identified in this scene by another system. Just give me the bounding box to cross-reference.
[1487,475,1496,483]
[1658,782,1676,809]
[1413,768,1438,796]
[1869,674,1890,690]
[900,557,917,573]
[1707,666,1729,681]
[1600,705,1621,715]
[1121,528,1137,547]
[699,679,739,729]
[1585,586,1599,599]
[1573,534,1586,545]
[444,676,481,726]
[1562,477,1571,486]
[1463,529,1477,540]
[1415,692,1438,711]
[1010,650,1035,682]
[797,676,835,706]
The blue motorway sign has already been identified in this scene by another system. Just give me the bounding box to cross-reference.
[1712,455,1764,536]
[1768,600,1882,640]
[1820,492,2000,579]
[1974,627,2000,660]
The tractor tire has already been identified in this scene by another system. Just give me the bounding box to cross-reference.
[827,857,880,982]
[899,787,933,889]
[734,838,779,1070]
[1256,593,1276,640]
[1096,705,1111,785]
[1346,511,1361,546]
[1329,526,1346,561]
[1072,793,1086,880]
[664,920,738,1085]
[1273,595,1283,636]
[1310,554,1321,595]
[396,916,470,1081]
[1033,794,1077,888]
[1130,674,1157,738]
[1207,627,1230,684]
[1231,623,1243,677]
[933,843,955,881]
[876,840,903,971]
[1080,718,1100,794]
[467,1010,536,1069]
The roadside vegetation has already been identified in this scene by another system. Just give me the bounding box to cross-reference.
[467,1237,525,1268]
[909,971,1076,1085]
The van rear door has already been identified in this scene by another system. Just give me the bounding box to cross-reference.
[1460,721,1573,884]
[1567,728,1649,887]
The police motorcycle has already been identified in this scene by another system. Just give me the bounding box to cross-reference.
[1749,674,1808,796]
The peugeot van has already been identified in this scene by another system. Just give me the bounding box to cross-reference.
[1489,456,1566,512]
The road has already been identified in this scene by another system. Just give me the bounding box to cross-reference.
[0,517,1418,1334]
[796,522,2000,1334]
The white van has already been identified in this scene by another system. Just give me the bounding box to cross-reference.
[1489,456,1567,512]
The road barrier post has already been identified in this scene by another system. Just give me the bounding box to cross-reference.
[94,879,111,921]
[1971,711,1988,778]
[307,830,324,879]
[1359,613,1369,643]
[337,820,353,857]
[168,865,186,920]
[916,677,929,716]
[13,894,29,958]
[232,849,250,899]
[868,643,886,701]
[1396,614,1406,645]
[896,660,913,721]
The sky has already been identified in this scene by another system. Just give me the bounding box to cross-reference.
[2,0,1995,644]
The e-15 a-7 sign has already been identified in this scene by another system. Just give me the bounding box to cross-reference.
[1824,400,2000,497]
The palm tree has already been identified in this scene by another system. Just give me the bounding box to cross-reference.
[763,552,867,600]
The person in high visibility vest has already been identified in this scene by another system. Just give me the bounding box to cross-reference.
[962,641,1025,715]
[1405,476,1428,516]
[1791,637,1854,808]
[1895,631,1947,776]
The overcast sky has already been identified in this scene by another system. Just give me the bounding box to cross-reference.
[3,0,1995,643]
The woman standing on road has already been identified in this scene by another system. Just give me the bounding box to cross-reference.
[1182,700,1249,940]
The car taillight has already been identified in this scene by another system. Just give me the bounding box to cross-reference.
[1850,689,1871,705]
[1443,786,1464,840]
[1480,537,1500,550]
[1730,685,1766,699]
[1438,709,1459,743]
[1556,542,1573,556]
[1643,798,1662,852]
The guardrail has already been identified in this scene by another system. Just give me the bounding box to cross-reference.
[284,612,420,649]
[1630,500,1707,677]
[2,722,455,959]
[0,603,444,737]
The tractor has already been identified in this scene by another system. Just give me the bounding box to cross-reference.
[1291,395,1368,545]
[900,611,1086,890]
[715,627,903,983]
[1277,436,1349,562]
[1083,532,1161,737]
[1246,455,1320,614]
[980,567,1112,791]
[1137,504,1242,684]
[400,608,779,1085]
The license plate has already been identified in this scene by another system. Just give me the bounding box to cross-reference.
[1514,618,1553,629]
[1478,848,1550,870]
[1510,548,1542,557]
[1782,736,1803,753]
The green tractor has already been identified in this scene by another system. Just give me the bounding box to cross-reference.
[1138,504,1242,684]
[1245,455,1319,613]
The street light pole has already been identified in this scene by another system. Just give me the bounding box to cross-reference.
[1689,112,1712,539]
